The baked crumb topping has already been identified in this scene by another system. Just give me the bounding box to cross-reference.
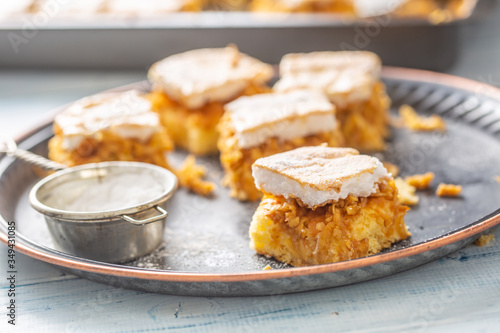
[399,104,446,132]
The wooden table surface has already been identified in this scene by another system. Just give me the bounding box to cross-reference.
[2,5,500,332]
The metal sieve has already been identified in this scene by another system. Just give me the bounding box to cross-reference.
[1,138,178,263]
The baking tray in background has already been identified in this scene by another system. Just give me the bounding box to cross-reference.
[0,0,495,71]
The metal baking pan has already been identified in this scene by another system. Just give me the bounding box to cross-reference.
[0,0,494,71]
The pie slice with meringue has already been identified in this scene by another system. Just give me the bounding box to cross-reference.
[249,146,410,266]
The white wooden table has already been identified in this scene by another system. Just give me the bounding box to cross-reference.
[2,6,500,332]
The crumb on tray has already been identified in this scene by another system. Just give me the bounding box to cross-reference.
[436,183,462,197]
[395,177,419,206]
[175,155,216,196]
[399,104,447,132]
[405,172,435,190]
[474,234,496,247]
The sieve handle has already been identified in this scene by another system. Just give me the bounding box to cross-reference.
[121,206,168,225]
[0,137,67,171]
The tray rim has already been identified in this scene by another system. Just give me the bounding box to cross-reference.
[1,66,500,283]
[0,10,476,31]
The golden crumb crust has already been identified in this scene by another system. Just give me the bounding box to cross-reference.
[337,82,390,152]
[249,179,410,266]
[218,114,344,201]
[148,83,270,155]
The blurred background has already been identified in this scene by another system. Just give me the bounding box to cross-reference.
[1,0,499,136]
[1,3,500,331]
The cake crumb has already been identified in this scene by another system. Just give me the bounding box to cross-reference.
[263,265,273,271]
[399,104,446,132]
[474,234,495,247]
[383,162,400,177]
[436,183,462,197]
[405,172,435,190]
[175,155,216,196]
[395,177,419,206]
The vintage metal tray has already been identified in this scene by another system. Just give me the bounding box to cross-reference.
[1,67,500,296]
